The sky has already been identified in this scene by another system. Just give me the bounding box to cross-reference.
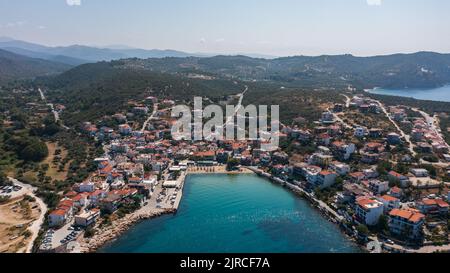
[0,0,449,57]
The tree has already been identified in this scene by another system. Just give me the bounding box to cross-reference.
[20,141,48,162]
[356,224,370,237]
[226,158,239,171]
[376,161,392,175]
[377,215,389,235]
[0,171,11,186]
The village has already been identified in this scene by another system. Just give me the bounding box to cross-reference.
[34,91,450,253]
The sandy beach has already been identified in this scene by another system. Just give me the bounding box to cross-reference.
[187,165,253,174]
[78,167,253,252]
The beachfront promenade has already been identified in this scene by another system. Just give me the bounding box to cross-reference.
[245,167,344,223]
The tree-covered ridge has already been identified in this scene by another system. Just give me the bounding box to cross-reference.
[0,49,71,85]
[115,52,450,89]
[37,61,245,126]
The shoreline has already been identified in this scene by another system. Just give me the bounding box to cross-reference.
[83,166,363,253]
[243,167,365,252]
[244,167,450,253]
[187,165,254,174]
[80,208,176,253]
[82,167,254,253]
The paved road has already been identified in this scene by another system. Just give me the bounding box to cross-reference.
[141,103,159,132]
[414,108,450,150]
[341,94,351,108]
[7,177,48,253]
[371,98,417,157]
[38,88,69,130]
[223,85,249,129]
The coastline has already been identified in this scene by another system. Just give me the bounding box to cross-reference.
[80,208,176,253]
[81,166,366,253]
[243,166,365,251]
[81,166,253,253]
[187,165,253,174]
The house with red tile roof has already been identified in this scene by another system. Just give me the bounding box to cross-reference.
[389,208,425,240]
[417,198,449,215]
[355,197,384,226]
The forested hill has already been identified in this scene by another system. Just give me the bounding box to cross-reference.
[0,49,71,84]
[114,51,450,89]
[38,61,244,125]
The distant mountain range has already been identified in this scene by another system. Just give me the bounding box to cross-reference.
[0,37,207,66]
[0,49,71,84]
[1,37,450,89]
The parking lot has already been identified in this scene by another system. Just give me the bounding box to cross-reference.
[0,184,25,199]
[40,221,83,251]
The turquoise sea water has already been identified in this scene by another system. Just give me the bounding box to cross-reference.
[367,85,450,102]
[100,174,360,253]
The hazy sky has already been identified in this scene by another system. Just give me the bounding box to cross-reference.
[0,0,449,56]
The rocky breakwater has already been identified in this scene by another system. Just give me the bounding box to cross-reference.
[80,208,176,253]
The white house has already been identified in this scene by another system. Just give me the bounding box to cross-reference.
[75,209,100,227]
[330,162,350,176]
[315,170,337,189]
[78,181,95,193]
[378,195,400,213]
[368,180,389,194]
[355,197,384,226]
[354,127,367,138]
[411,168,429,178]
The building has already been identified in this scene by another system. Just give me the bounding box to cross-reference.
[48,209,69,228]
[387,133,401,145]
[389,209,425,240]
[119,124,132,135]
[333,104,344,113]
[388,171,410,188]
[308,153,333,167]
[361,152,380,164]
[378,195,400,212]
[303,165,322,186]
[315,170,338,189]
[388,186,403,199]
[331,141,356,161]
[349,172,365,183]
[192,150,216,162]
[369,128,383,138]
[48,199,74,228]
[417,198,449,215]
[410,168,429,178]
[74,209,100,227]
[78,181,96,193]
[100,194,122,213]
[354,127,367,138]
[355,197,384,226]
[321,111,335,124]
[330,162,350,176]
[368,180,389,194]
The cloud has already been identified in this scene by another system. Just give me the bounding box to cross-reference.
[4,21,26,28]
[37,25,46,30]
[199,38,206,44]
[215,38,225,43]
[66,0,81,6]
[366,0,382,6]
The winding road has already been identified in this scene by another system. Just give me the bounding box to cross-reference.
[38,88,69,130]
[7,177,48,253]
